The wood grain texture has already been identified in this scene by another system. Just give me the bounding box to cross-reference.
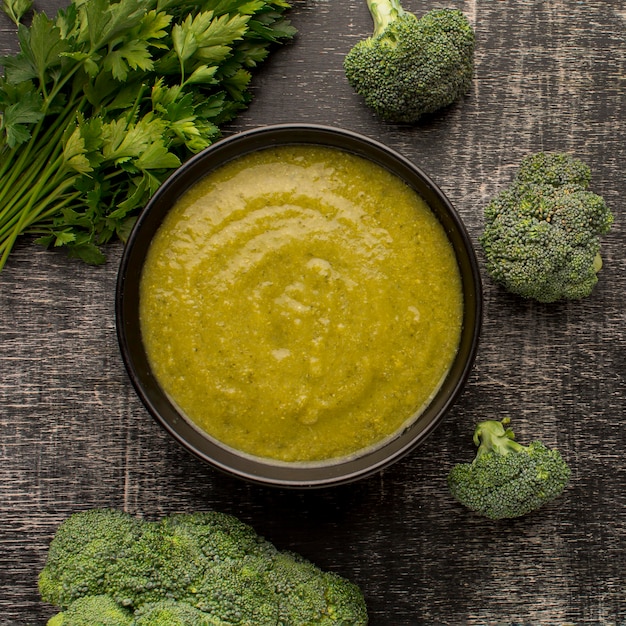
[1,0,625,624]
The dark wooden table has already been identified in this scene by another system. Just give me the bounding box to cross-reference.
[1,0,625,624]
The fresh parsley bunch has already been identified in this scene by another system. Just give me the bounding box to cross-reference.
[0,0,295,268]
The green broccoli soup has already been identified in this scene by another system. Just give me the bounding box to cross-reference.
[139,145,463,463]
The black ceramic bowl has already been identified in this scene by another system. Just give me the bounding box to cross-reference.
[116,123,482,488]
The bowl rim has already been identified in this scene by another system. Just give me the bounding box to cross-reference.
[115,122,482,488]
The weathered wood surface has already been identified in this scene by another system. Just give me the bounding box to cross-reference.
[1,0,625,624]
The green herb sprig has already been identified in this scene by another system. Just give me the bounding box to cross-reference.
[0,0,295,269]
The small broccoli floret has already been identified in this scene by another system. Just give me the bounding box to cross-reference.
[447,418,571,520]
[46,595,133,626]
[133,600,225,625]
[38,509,143,608]
[480,152,614,303]
[343,0,475,123]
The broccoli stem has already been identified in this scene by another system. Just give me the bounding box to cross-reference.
[367,0,406,37]
[473,419,526,459]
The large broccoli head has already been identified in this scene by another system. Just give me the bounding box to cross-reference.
[447,418,571,520]
[39,510,369,625]
[343,0,475,123]
[480,152,614,303]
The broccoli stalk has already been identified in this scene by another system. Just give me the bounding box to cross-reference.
[479,152,614,302]
[447,418,571,520]
[343,0,475,123]
[367,0,405,37]
[473,418,523,459]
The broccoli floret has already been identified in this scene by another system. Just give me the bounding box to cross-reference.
[323,568,371,624]
[104,515,207,609]
[133,600,225,625]
[46,595,132,626]
[269,551,369,625]
[343,0,475,123]
[160,512,281,622]
[166,511,279,563]
[181,537,368,625]
[38,509,143,608]
[269,551,344,624]
[189,557,279,624]
[447,418,571,520]
[480,152,614,302]
[39,510,369,625]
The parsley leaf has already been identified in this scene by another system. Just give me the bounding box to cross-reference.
[0,0,295,268]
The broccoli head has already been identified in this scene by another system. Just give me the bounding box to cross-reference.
[447,418,571,520]
[46,595,133,626]
[39,510,369,625]
[480,152,614,303]
[343,0,475,123]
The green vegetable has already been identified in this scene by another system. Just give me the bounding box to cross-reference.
[447,418,571,520]
[343,0,475,123]
[480,152,614,302]
[39,508,143,607]
[133,600,224,625]
[1,0,32,24]
[0,0,295,270]
[46,595,133,626]
[40,509,369,625]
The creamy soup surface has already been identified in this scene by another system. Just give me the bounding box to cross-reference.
[139,145,463,463]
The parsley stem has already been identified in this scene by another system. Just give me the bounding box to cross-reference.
[0,145,60,219]
[0,131,75,269]
[0,184,80,244]
[0,162,72,249]
[0,63,85,184]
[0,168,59,269]
[0,101,76,202]
[0,129,66,224]
[0,86,88,269]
